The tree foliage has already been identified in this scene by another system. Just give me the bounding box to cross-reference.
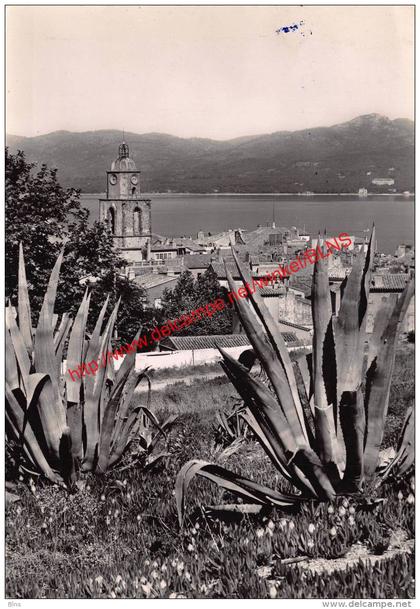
[161,268,232,336]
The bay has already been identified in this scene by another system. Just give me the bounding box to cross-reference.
[81,193,414,254]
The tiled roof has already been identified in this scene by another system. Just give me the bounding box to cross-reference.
[371,274,410,291]
[151,244,178,252]
[260,288,286,297]
[160,332,301,351]
[183,254,215,269]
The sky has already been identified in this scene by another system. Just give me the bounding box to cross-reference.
[6,5,414,140]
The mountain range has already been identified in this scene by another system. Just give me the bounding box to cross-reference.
[6,114,414,194]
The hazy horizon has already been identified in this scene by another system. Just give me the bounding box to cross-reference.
[6,112,414,141]
[7,6,414,140]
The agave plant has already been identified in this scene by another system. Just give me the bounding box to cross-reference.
[6,245,175,487]
[176,228,414,525]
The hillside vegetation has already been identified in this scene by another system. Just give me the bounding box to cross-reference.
[7,114,414,194]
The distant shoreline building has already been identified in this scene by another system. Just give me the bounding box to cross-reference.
[99,141,152,263]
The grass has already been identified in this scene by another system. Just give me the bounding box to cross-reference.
[5,345,414,599]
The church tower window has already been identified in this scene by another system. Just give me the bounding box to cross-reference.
[133,207,142,235]
[107,207,115,234]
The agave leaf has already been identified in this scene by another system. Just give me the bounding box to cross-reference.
[109,370,147,459]
[225,267,308,446]
[39,250,64,320]
[18,243,33,354]
[292,447,336,500]
[339,388,365,491]
[54,313,71,351]
[176,459,299,527]
[82,301,119,470]
[65,290,91,404]
[58,426,77,488]
[114,329,142,387]
[334,229,375,400]
[219,349,320,497]
[5,326,19,390]
[380,408,414,482]
[95,367,132,473]
[85,295,110,366]
[366,296,396,371]
[6,304,31,380]
[6,382,62,484]
[240,408,294,483]
[54,314,72,377]
[219,347,296,457]
[364,279,415,478]
[33,305,67,459]
[294,352,313,410]
[311,240,340,469]
[229,249,309,441]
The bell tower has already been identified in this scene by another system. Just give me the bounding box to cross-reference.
[99,141,151,263]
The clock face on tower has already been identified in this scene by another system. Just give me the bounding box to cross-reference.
[109,174,117,185]
[131,175,138,185]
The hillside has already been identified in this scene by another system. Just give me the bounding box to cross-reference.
[6,114,414,194]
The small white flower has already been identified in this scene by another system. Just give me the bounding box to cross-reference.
[407,494,415,505]
[308,523,315,534]
[187,543,194,552]
[327,505,334,514]
[100,494,105,501]
[288,521,295,530]
[144,559,150,566]
[195,522,200,530]
[329,526,337,537]
[200,584,208,594]
[95,576,104,586]
[398,490,404,501]
[349,506,356,515]
[176,562,184,575]
[348,516,355,526]
[185,571,191,581]
[137,514,141,521]
[141,583,152,597]
[151,570,159,580]
[153,561,158,568]
[342,499,349,508]
[161,564,167,572]
[160,579,167,590]
[307,539,314,549]
[106,517,111,526]
[256,528,264,538]
[123,479,127,486]
[267,520,275,531]
[140,576,147,584]
[279,519,287,529]
[269,585,277,599]
[171,560,177,568]
[338,506,346,516]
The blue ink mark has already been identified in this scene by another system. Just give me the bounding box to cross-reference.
[275,20,312,37]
